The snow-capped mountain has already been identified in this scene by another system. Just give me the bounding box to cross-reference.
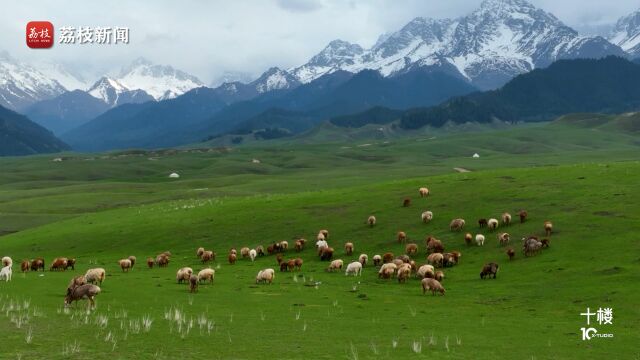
[31,61,90,91]
[251,67,301,93]
[0,51,67,111]
[289,0,626,89]
[116,58,204,100]
[608,10,640,58]
[87,76,154,107]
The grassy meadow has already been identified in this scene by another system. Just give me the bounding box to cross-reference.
[0,121,639,359]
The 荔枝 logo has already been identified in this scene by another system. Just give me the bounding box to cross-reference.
[26,21,54,48]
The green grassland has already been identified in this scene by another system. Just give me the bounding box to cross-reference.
[0,119,639,359]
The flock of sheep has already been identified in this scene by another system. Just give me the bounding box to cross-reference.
[0,186,555,308]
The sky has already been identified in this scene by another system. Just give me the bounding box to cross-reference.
[1,0,639,86]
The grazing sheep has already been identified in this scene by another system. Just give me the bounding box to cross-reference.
[475,234,485,246]
[449,251,462,263]
[522,237,543,256]
[295,239,305,252]
[403,198,411,207]
[286,259,296,272]
[417,264,435,279]
[85,268,106,285]
[64,257,76,270]
[541,238,550,248]
[372,255,382,266]
[201,250,215,264]
[256,245,265,257]
[345,261,363,276]
[276,254,284,265]
[316,239,328,253]
[450,218,465,231]
[256,268,275,284]
[544,221,553,236]
[230,248,238,256]
[397,231,407,243]
[328,259,343,272]
[228,253,237,264]
[358,254,368,267]
[2,256,12,267]
[519,210,528,223]
[20,260,29,273]
[279,241,289,251]
[196,247,205,258]
[344,242,354,256]
[502,212,512,226]
[464,233,473,246]
[506,248,515,261]
[421,211,433,224]
[427,253,444,268]
[119,259,132,272]
[294,258,303,271]
[30,258,45,272]
[50,258,68,271]
[198,268,215,284]
[480,263,499,279]
[67,275,87,295]
[498,232,510,246]
[267,245,275,255]
[0,265,11,282]
[279,261,289,272]
[189,275,199,293]
[65,284,101,309]
[127,256,136,268]
[397,264,411,283]
[147,257,155,269]
[176,267,194,284]
[478,218,488,228]
[378,263,397,279]
[320,247,334,261]
[249,249,257,262]
[316,232,326,242]
[442,253,457,267]
[241,247,250,258]
[419,187,429,197]
[319,230,329,239]
[487,218,499,231]
[426,238,444,254]
[156,255,170,267]
[367,215,376,227]
[160,251,172,257]
[435,271,445,282]
[421,278,445,295]
[405,243,418,256]
[382,252,394,264]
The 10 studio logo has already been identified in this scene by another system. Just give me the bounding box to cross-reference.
[580,307,614,340]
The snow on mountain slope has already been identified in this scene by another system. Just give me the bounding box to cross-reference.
[289,0,626,89]
[87,77,129,105]
[116,58,204,100]
[31,61,90,91]
[608,10,640,58]
[251,67,301,93]
[0,51,67,111]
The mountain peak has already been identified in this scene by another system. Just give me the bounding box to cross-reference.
[252,67,300,93]
[608,9,640,57]
[115,58,204,100]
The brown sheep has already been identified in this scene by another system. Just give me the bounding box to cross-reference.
[442,253,457,267]
[320,247,334,261]
[382,252,394,264]
[397,231,407,243]
[541,238,550,248]
[147,257,155,269]
[403,198,411,207]
[464,233,473,246]
[276,254,284,265]
[450,218,465,231]
[397,265,411,283]
[65,284,101,309]
[426,238,444,254]
[66,275,87,296]
[30,258,45,272]
[449,251,462,263]
[519,210,528,223]
[286,259,296,271]
[156,254,170,267]
[344,242,354,256]
[189,275,198,293]
[196,247,205,258]
[435,271,445,282]
[478,218,488,228]
[228,253,237,265]
[65,258,76,270]
[405,243,418,256]
[480,262,499,279]
[427,253,444,268]
[295,239,305,252]
[319,230,329,239]
[127,256,136,268]
[201,250,215,264]
[502,212,512,226]
[50,258,68,271]
[498,232,510,246]
[294,258,303,271]
[267,245,275,255]
[256,245,265,257]
[506,248,515,261]
[421,278,445,296]
[280,262,289,272]
[544,221,553,236]
[21,260,29,273]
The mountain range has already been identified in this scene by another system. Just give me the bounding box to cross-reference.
[0,104,70,156]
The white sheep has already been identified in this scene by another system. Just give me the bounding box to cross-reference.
[417,264,435,278]
[1,256,12,268]
[256,268,275,284]
[367,215,376,227]
[487,218,499,230]
[119,259,132,272]
[85,268,106,285]
[249,249,257,262]
[198,268,215,284]
[327,259,343,272]
[316,239,328,251]
[358,254,368,266]
[345,261,362,276]
[421,211,433,223]
[419,187,429,197]
[176,267,193,284]
[317,232,325,241]
[475,234,485,246]
[0,265,12,282]
[372,254,382,266]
